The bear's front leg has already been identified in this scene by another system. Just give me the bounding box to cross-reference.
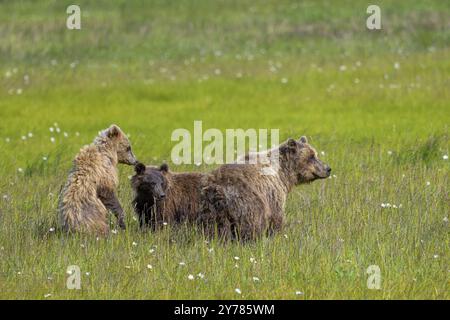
[98,188,126,230]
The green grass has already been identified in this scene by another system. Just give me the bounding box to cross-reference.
[0,0,448,299]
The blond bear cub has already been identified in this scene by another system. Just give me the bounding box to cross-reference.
[58,124,137,235]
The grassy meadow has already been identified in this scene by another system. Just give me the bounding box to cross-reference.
[0,0,449,299]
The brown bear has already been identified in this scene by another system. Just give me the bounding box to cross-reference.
[199,136,331,241]
[58,124,138,235]
[131,163,204,230]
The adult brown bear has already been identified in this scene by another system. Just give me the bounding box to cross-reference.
[199,136,331,241]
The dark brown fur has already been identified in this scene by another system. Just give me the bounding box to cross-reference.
[131,164,205,230]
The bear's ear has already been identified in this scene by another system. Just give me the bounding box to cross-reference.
[299,136,308,144]
[107,124,122,139]
[288,138,297,148]
[160,163,169,173]
[281,138,297,155]
[135,163,146,175]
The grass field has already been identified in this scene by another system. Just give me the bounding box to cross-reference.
[0,0,449,299]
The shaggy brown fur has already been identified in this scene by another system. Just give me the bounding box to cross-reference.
[131,163,205,230]
[199,136,331,241]
[58,125,137,235]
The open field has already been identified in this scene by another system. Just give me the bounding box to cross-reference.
[0,0,448,299]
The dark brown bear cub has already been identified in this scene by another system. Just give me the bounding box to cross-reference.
[131,163,204,230]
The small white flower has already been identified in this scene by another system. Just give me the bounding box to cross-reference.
[49,127,54,132]
[188,274,195,280]
[16,88,22,95]
[426,181,431,186]
[208,248,214,253]
[49,227,55,232]
[443,217,449,222]
[75,132,80,137]
[197,273,205,279]
[234,264,239,268]
[50,137,55,143]
[179,262,186,266]
[252,277,260,282]
[125,266,131,269]
[381,203,386,208]
[149,249,155,254]
[394,62,400,70]
[433,254,439,259]
[44,294,52,298]
[235,288,242,294]
[27,132,33,138]
[443,155,449,160]
[2,195,8,200]
[234,256,240,261]
[284,234,288,239]
[163,222,168,226]
[111,229,117,234]
[387,150,393,155]
[339,65,347,72]
[320,151,325,156]
[85,272,90,276]
[250,257,256,264]
[132,241,138,246]
[63,132,68,138]
[5,138,10,143]
[21,136,27,140]
[80,244,85,248]
[147,264,153,269]
[56,127,61,133]
[295,291,304,295]
[281,77,288,84]
[42,156,48,161]
[17,168,23,173]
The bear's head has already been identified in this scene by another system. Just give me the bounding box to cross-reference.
[131,163,169,200]
[280,136,331,184]
[104,124,138,165]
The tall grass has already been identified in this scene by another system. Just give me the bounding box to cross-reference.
[0,0,448,299]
